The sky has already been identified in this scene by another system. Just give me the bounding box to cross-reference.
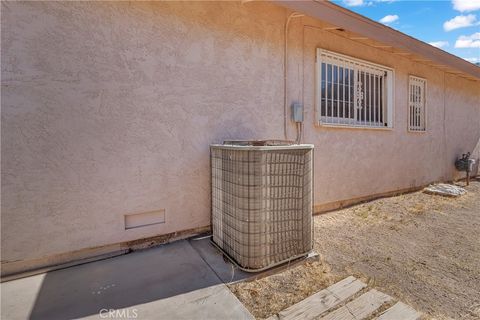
[332,0,480,65]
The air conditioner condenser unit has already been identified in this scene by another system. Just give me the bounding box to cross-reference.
[211,140,314,272]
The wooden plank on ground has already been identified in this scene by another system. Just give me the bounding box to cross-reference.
[319,289,392,320]
[278,276,367,320]
[376,302,421,320]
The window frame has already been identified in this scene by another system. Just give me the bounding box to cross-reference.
[315,48,395,130]
[407,75,427,133]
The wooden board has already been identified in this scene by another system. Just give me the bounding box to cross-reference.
[278,276,367,320]
[319,289,392,320]
[377,302,421,320]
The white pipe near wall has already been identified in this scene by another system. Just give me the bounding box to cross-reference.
[284,12,304,141]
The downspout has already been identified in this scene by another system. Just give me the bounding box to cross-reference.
[284,12,304,141]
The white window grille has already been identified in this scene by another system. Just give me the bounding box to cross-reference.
[408,76,426,132]
[316,49,394,128]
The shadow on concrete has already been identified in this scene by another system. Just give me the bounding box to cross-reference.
[29,240,223,319]
[188,237,251,284]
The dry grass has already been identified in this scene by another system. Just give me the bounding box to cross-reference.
[230,180,480,319]
[228,260,339,319]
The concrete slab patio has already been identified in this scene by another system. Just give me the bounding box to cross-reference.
[188,236,319,285]
[1,240,253,320]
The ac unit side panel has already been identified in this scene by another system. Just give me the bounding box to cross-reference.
[211,145,313,271]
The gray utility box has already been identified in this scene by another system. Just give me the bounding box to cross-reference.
[455,156,476,172]
[210,140,314,272]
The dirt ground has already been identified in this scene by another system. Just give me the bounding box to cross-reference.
[229,179,480,319]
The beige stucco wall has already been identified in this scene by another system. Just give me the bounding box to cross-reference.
[2,1,479,274]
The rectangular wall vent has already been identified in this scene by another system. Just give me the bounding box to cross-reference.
[124,209,166,230]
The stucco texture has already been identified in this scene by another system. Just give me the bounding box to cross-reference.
[2,1,479,273]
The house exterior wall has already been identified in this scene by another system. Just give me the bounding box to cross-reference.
[2,1,479,275]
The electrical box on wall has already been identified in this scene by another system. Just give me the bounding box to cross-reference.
[292,103,303,122]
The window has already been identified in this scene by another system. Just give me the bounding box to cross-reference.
[316,49,394,128]
[408,76,426,132]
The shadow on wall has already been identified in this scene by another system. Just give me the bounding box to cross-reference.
[28,241,221,319]
[472,136,480,176]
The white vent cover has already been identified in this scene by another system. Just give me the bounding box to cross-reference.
[211,141,314,271]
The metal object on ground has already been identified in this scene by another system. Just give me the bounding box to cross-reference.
[211,140,314,272]
[455,152,475,186]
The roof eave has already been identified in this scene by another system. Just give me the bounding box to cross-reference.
[271,0,480,81]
